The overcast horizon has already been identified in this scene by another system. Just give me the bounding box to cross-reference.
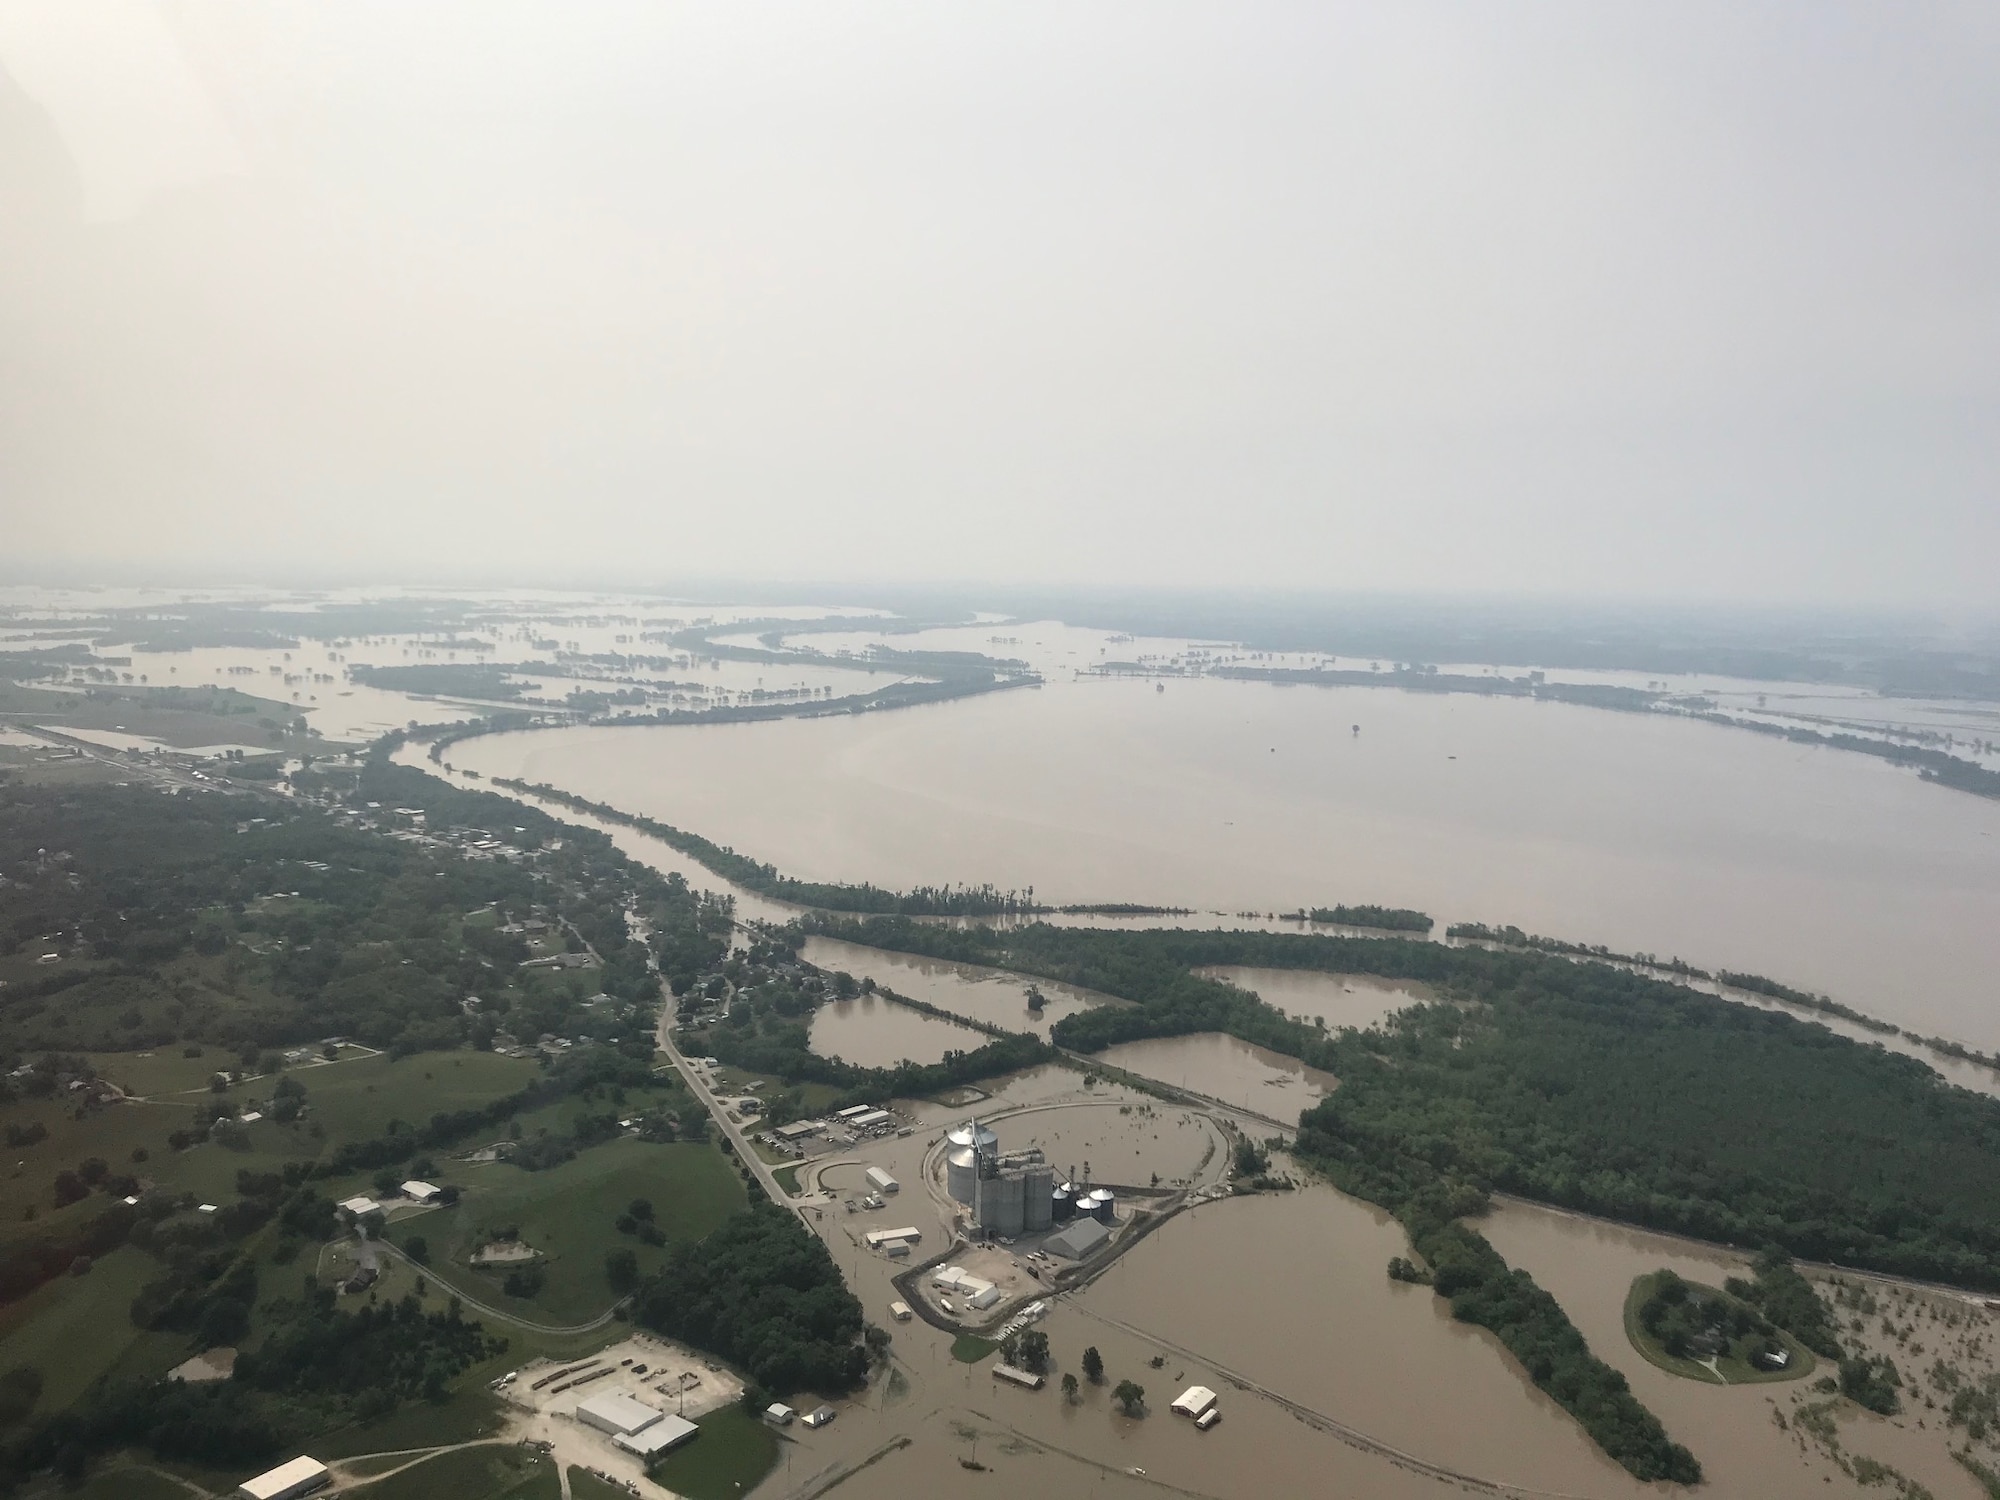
[3,2,1996,606]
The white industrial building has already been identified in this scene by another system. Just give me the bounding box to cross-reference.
[576,1390,667,1437]
[401,1180,442,1204]
[614,1413,698,1459]
[930,1265,1005,1311]
[236,1455,330,1500]
[864,1226,922,1251]
[864,1165,899,1194]
[1170,1385,1218,1420]
[336,1195,381,1219]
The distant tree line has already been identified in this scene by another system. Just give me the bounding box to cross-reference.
[493,778,1043,916]
[1305,905,1432,932]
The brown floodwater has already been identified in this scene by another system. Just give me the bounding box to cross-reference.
[447,674,2000,1049]
[781,1073,1615,1500]
[1094,1033,1337,1123]
[806,993,990,1068]
[1480,1199,1989,1499]
[801,935,1113,1038]
[1196,965,1432,1032]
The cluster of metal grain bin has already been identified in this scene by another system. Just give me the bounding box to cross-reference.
[945,1119,1114,1238]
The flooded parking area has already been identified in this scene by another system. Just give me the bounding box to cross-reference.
[807,994,991,1068]
[802,935,1114,1037]
[1196,965,1432,1032]
[1095,1032,1337,1122]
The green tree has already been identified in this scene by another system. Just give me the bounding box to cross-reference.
[605,1248,640,1292]
[1060,1372,1079,1404]
[1014,1329,1051,1375]
[404,1236,430,1266]
[1112,1379,1145,1416]
[1081,1346,1104,1384]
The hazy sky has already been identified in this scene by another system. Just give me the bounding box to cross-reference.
[2,2,1995,603]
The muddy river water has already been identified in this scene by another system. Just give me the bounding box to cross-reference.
[450,672,2000,1049]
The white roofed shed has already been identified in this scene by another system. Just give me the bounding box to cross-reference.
[236,1456,330,1500]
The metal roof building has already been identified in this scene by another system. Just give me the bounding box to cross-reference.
[575,1390,666,1437]
[236,1456,330,1500]
[614,1412,699,1459]
[1043,1216,1111,1260]
[1170,1385,1218,1419]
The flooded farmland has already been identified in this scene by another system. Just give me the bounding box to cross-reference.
[800,935,1113,1037]
[1094,1032,1337,1121]
[806,993,990,1068]
[1480,1199,1992,1499]
[1197,965,1432,1032]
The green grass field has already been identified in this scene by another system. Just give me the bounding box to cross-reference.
[391,1137,744,1323]
[51,1463,197,1500]
[1622,1271,1815,1386]
[0,1048,542,1238]
[565,1467,631,1500]
[0,1246,189,1411]
[312,1387,508,1461]
[951,1334,999,1363]
[643,1406,781,1500]
[347,1442,555,1499]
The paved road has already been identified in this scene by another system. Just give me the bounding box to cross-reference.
[653,1005,788,1207]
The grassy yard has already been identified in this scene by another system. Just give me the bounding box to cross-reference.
[390,1137,744,1323]
[643,1406,781,1500]
[951,1334,999,1363]
[1622,1271,1815,1385]
[347,1442,555,1499]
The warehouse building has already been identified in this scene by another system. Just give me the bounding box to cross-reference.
[1043,1216,1111,1260]
[865,1165,899,1194]
[614,1413,698,1460]
[576,1390,667,1438]
[236,1456,330,1500]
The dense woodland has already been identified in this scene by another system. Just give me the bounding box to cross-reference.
[633,1201,867,1396]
